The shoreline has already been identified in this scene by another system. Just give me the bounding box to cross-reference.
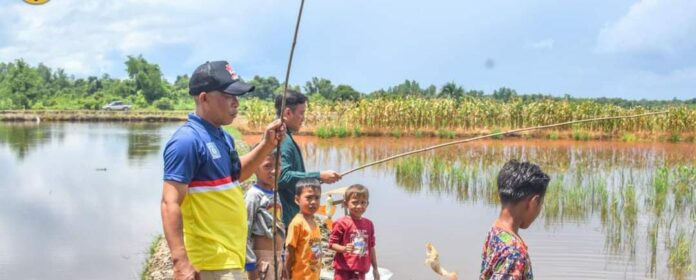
[2,110,693,143]
[0,110,188,122]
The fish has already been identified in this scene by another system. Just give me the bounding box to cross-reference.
[425,242,457,279]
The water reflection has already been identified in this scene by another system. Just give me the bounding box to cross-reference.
[0,122,167,163]
[293,137,696,279]
[2,126,693,279]
[127,123,165,161]
[0,122,178,280]
[0,123,64,160]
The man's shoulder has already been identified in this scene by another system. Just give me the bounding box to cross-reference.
[280,135,297,150]
[169,124,203,142]
[165,126,204,153]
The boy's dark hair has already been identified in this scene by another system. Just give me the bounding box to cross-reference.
[295,178,321,196]
[497,160,550,204]
[275,90,308,117]
[344,184,369,202]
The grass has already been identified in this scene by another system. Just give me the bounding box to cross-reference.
[673,165,696,208]
[548,131,559,140]
[389,129,402,138]
[141,235,164,280]
[652,167,670,217]
[385,148,696,277]
[222,126,251,154]
[315,126,333,138]
[351,126,362,137]
[396,158,424,174]
[668,231,693,277]
[648,222,659,275]
[333,126,349,138]
[314,126,349,138]
[572,129,591,141]
[621,133,637,142]
[239,97,696,142]
[222,126,242,139]
[384,149,696,278]
[670,132,682,143]
[448,166,469,187]
[622,183,637,227]
[543,176,563,222]
[491,128,504,140]
[395,157,424,192]
[429,157,448,185]
[436,129,456,139]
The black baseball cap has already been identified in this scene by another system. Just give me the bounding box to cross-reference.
[188,60,255,96]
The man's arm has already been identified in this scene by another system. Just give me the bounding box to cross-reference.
[161,180,197,280]
[240,120,284,181]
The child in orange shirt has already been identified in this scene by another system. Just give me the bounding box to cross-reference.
[285,178,323,280]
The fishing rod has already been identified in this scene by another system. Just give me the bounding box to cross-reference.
[339,110,669,177]
[272,0,306,279]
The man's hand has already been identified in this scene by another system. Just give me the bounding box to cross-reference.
[261,119,286,148]
[320,170,341,184]
[172,258,198,280]
[373,269,381,280]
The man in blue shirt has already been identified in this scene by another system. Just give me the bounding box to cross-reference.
[161,60,285,280]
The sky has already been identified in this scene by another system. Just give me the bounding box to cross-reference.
[0,0,695,100]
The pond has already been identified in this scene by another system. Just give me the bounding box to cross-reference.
[1,122,694,279]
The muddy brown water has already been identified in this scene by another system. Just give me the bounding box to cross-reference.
[0,122,693,279]
[244,135,696,280]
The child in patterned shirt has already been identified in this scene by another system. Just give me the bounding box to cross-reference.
[329,184,379,280]
[480,160,550,280]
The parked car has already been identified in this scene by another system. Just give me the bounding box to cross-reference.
[102,101,132,111]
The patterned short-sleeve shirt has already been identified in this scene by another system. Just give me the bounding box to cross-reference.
[480,227,533,280]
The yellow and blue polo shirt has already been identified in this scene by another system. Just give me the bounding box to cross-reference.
[163,113,247,270]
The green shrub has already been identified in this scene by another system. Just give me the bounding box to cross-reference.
[153,98,174,110]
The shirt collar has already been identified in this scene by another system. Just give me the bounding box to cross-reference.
[253,183,274,194]
[188,113,224,140]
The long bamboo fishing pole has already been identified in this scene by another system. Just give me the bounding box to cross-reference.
[273,0,306,279]
[340,110,668,177]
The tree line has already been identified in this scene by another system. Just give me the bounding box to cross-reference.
[0,56,694,110]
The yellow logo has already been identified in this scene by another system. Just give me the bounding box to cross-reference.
[24,0,49,5]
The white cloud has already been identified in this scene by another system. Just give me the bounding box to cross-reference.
[596,0,696,54]
[0,0,292,76]
[525,39,554,50]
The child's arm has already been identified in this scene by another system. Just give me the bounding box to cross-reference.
[244,192,261,273]
[371,246,380,280]
[285,246,295,278]
[329,242,354,253]
[328,219,353,253]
